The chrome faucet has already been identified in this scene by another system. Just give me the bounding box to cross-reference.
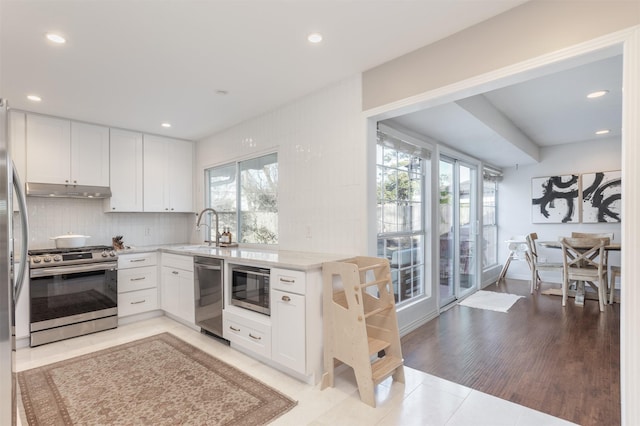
[196,208,220,247]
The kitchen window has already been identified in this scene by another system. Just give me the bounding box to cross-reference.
[205,153,278,244]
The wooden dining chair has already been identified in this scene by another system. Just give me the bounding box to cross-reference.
[571,232,614,300]
[525,233,563,293]
[609,265,621,304]
[560,237,609,312]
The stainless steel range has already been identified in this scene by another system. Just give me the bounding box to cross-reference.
[28,245,118,346]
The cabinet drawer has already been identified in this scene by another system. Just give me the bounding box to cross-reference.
[118,266,157,292]
[162,253,193,271]
[118,288,158,317]
[271,268,306,294]
[118,252,157,269]
[223,311,271,358]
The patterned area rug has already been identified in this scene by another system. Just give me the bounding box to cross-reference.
[18,333,297,425]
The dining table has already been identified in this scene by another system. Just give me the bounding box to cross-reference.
[538,240,621,306]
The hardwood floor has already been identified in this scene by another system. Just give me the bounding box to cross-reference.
[400,279,620,426]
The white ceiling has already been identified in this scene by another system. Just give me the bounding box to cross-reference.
[385,53,623,168]
[0,0,528,141]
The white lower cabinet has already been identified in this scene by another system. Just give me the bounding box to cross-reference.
[223,309,271,358]
[224,265,322,382]
[160,253,195,326]
[271,289,305,374]
[117,253,158,317]
[118,287,158,317]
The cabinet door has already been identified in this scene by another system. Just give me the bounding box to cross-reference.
[168,139,193,212]
[178,270,195,324]
[161,266,195,325]
[271,289,306,374]
[9,111,26,211]
[71,122,110,186]
[143,134,168,212]
[106,129,143,212]
[26,114,71,184]
[161,266,181,317]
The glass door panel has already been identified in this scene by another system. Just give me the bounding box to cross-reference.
[439,159,455,306]
[439,157,478,307]
[458,164,477,298]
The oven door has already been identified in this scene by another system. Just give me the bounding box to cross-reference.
[29,262,118,331]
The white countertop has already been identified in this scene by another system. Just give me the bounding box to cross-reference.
[117,243,351,270]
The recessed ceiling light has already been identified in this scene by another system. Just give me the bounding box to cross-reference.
[46,33,66,44]
[307,33,323,44]
[587,90,609,99]
[595,129,610,135]
[161,123,172,128]
[27,95,42,102]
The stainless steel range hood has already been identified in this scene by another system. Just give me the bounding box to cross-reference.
[26,182,112,198]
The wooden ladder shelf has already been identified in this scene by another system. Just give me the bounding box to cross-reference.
[320,256,405,407]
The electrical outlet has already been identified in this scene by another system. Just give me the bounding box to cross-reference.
[145,227,151,236]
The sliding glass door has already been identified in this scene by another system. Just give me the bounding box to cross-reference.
[439,156,478,307]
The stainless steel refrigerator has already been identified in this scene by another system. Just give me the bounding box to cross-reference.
[0,98,29,425]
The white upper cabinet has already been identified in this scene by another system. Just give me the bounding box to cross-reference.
[143,134,193,212]
[26,115,71,184]
[26,114,109,187]
[71,121,110,186]
[105,129,143,212]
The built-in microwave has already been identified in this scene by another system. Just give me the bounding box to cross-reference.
[230,265,270,315]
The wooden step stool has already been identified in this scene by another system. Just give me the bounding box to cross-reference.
[320,256,405,407]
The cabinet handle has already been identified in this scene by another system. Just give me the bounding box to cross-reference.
[229,325,240,332]
[130,259,146,263]
[281,295,291,302]
[112,207,116,210]
[130,300,146,305]
[172,271,179,275]
[130,277,146,281]
[249,333,262,341]
[280,278,295,283]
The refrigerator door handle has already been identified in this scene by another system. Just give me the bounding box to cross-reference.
[12,163,29,304]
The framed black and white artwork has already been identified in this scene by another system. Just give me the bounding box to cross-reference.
[582,170,621,223]
[531,174,579,223]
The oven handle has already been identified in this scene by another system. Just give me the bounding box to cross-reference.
[30,262,118,278]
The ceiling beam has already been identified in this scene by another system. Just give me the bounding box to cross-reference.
[455,94,540,163]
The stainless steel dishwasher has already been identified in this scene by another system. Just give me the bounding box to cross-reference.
[194,257,224,338]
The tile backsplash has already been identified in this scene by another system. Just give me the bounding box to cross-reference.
[15,197,195,251]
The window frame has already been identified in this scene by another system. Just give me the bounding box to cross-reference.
[204,152,278,245]
[376,133,429,306]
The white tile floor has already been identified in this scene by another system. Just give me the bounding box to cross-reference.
[15,317,576,426]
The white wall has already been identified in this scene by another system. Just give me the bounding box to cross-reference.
[195,76,367,255]
[499,137,621,281]
[18,198,193,251]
